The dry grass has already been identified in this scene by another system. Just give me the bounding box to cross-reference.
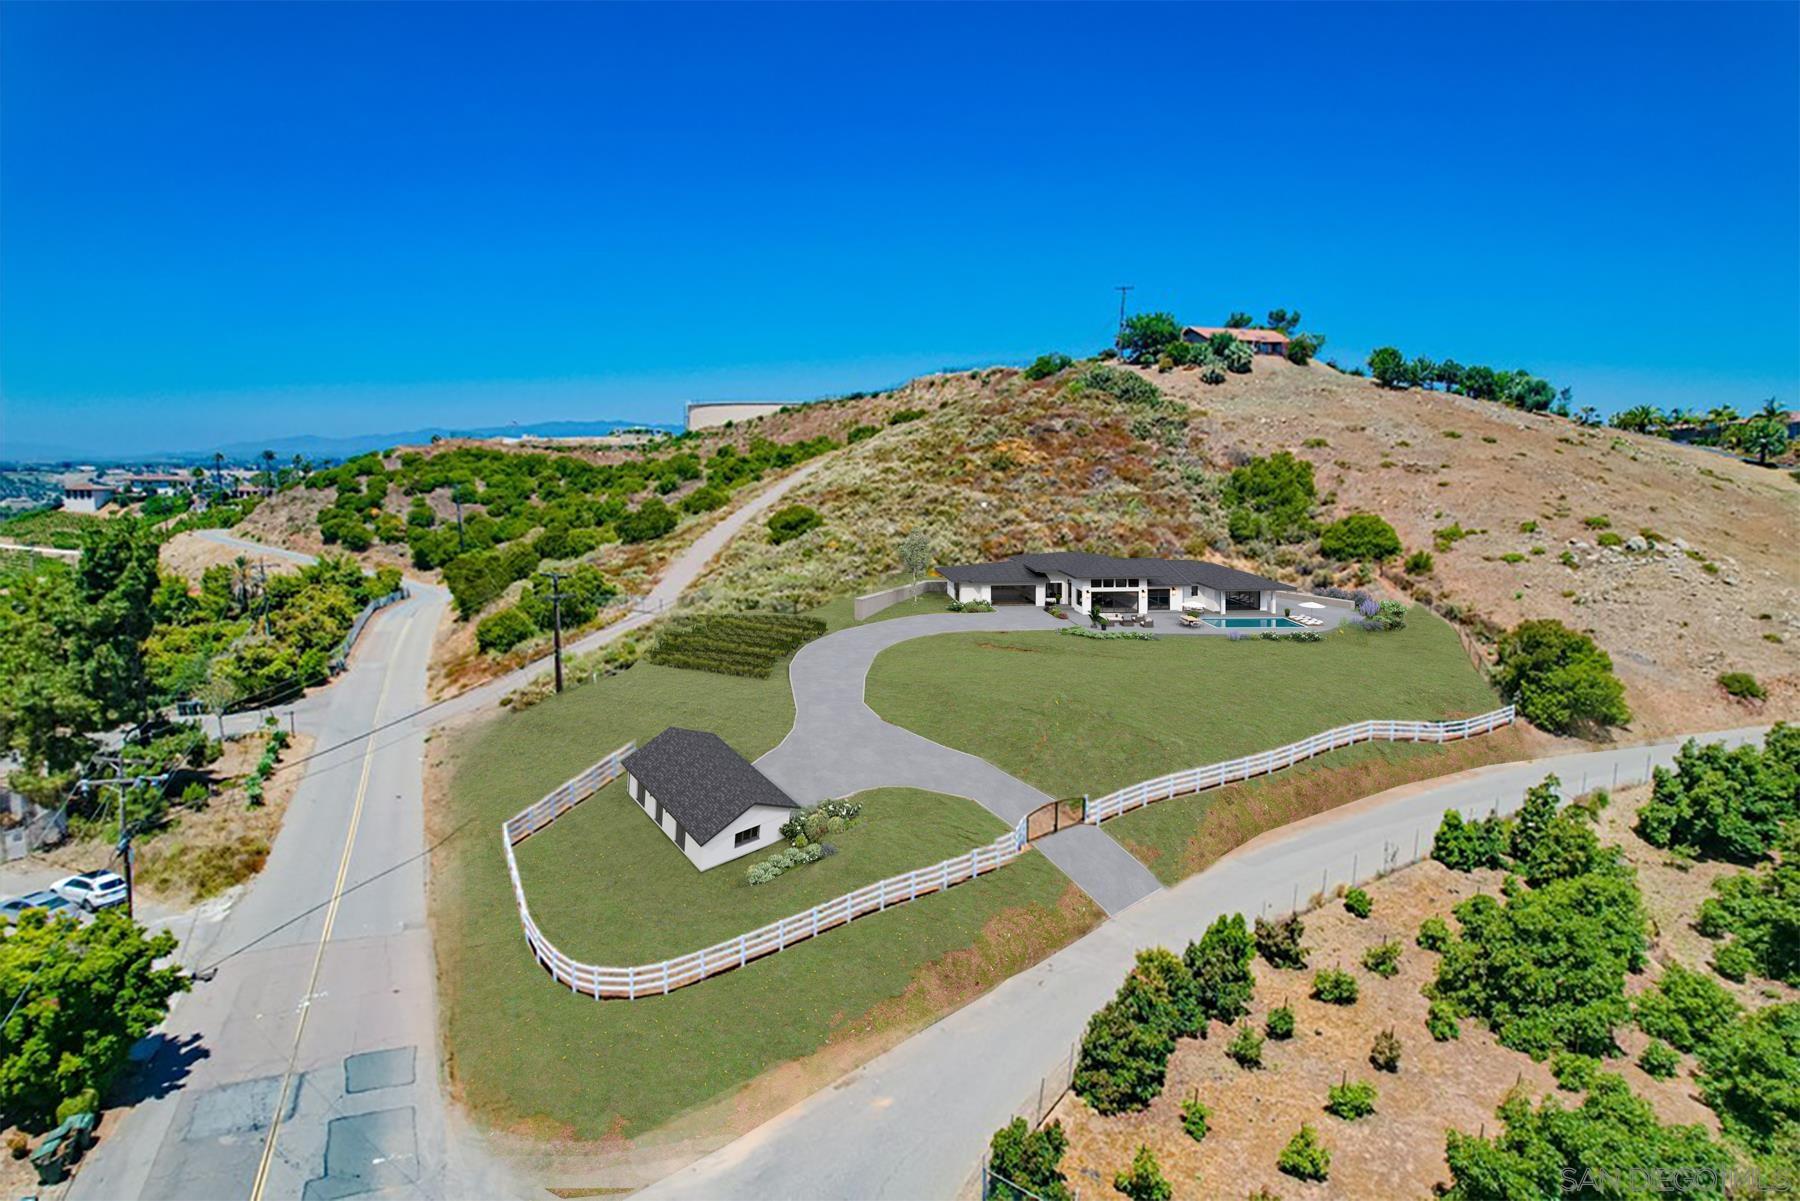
[157,530,303,584]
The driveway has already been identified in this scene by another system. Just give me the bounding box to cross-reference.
[640,725,1772,1201]
[755,608,1163,916]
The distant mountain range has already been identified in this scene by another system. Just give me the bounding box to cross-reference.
[2,418,681,467]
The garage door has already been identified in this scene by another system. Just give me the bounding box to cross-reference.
[990,585,1037,605]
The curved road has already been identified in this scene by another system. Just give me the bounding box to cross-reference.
[75,465,821,1201]
[757,608,1162,915]
[643,724,1770,1201]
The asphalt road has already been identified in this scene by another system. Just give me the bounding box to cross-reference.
[639,725,1769,1201]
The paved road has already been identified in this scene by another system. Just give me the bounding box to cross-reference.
[640,725,1769,1201]
[756,608,1164,915]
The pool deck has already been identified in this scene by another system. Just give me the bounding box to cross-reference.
[1080,594,1359,637]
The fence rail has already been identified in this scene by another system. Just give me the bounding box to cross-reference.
[1084,706,1517,825]
[501,742,1031,1000]
[330,587,407,673]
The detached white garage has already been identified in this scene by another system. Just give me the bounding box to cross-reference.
[622,728,800,872]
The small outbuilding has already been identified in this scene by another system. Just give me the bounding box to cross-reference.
[622,727,799,871]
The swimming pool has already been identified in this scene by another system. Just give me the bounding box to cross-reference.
[1200,615,1307,629]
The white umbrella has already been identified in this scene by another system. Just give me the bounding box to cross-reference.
[1298,601,1327,609]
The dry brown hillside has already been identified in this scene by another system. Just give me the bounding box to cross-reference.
[695,358,1797,738]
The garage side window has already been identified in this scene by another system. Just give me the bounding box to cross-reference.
[734,826,761,847]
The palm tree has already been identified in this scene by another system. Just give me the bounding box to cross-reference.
[260,449,277,493]
[212,451,226,493]
[1758,396,1784,420]
[1742,418,1791,466]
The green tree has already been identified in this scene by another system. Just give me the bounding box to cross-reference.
[1635,729,1798,863]
[1278,1124,1331,1181]
[1265,309,1301,334]
[1023,352,1074,380]
[621,497,680,543]
[1184,913,1256,1026]
[1368,346,1407,387]
[1113,1145,1172,1201]
[1285,332,1325,364]
[1224,312,1255,328]
[1318,513,1402,562]
[1223,452,1317,544]
[1741,417,1791,465]
[986,1118,1072,1201]
[897,531,932,580]
[1493,619,1632,734]
[1118,312,1183,363]
[0,911,188,1129]
[1696,1002,1800,1161]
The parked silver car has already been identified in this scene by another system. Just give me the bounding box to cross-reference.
[0,889,76,924]
[54,870,129,912]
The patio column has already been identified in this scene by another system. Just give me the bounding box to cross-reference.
[1138,589,1148,616]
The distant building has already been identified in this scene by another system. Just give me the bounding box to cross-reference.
[686,401,792,431]
[1182,326,1291,356]
[622,727,798,871]
[123,472,190,496]
[60,476,114,513]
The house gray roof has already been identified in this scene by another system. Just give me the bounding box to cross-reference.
[938,552,1287,593]
[622,727,798,846]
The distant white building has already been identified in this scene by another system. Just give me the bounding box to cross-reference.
[61,476,114,513]
[686,401,792,431]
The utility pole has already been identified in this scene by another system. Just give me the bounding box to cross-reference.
[453,496,466,552]
[255,560,270,637]
[538,569,567,693]
[1114,285,1134,349]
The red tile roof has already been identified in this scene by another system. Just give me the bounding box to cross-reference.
[1184,326,1290,345]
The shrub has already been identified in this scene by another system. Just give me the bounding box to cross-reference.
[986,1118,1072,1201]
[1312,969,1359,1005]
[1180,1096,1210,1141]
[1717,671,1765,700]
[1319,514,1402,562]
[1362,940,1402,978]
[1024,352,1074,380]
[1633,963,1741,1052]
[1711,940,1755,982]
[1638,1039,1680,1079]
[1325,1080,1377,1120]
[1552,1052,1600,1092]
[1493,619,1632,734]
[1073,996,1176,1114]
[1132,947,1204,1038]
[55,1087,99,1123]
[1635,728,1798,863]
[1265,1006,1296,1041]
[1583,515,1611,529]
[6,1131,27,1159]
[1255,914,1308,969]
[1224,452,1317,544]
[1432,809,1510,871]
[886,407,926,425]
[1200,365,1225,385]
[1343,887,1372,919]
[618,496,679,543]
[744,842,824,884]
[1227,1023,1265,1069]
[680,484,729,514]
[1596,531,1623,548]
[1117,312,1183,363]
[767,503,824,544]
[846,424,878,443]
[1277,1124,1331,1181]
[476,605,537,654]
[1184,913,1256,1026]
[1404,550,1435,575]
[1113,1145,1171,1201]
[1695,1002,1800,1158]
[1417,917,1452,952]
[1427,999,1462,1041]
[1370,1028,1402,1072]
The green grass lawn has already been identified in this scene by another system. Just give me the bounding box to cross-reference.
[435,657,1091,1141]
[864,610,1500,801]
[808,581,955,632]
[519,784,1016,963]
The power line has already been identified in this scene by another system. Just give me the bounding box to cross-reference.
[1114,284,1134,347]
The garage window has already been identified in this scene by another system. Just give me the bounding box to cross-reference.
[734,826,761,847]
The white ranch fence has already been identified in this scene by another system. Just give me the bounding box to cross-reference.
[1084,706,1517,825]
[501,741,1031,1000]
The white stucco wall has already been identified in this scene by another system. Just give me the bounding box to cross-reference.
[685,401,789,431]
[627,772,790,872]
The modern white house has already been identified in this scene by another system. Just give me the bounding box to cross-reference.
[60,476,115,513]
[937,552,1291,618]
[622,727,799,871]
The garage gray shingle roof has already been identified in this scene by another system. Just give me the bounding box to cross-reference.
[623,728,799,846]
[939,552,1286,593]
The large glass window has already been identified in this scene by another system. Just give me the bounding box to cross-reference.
[734,826,761,847]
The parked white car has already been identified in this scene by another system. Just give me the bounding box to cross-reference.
[53,870,129,913]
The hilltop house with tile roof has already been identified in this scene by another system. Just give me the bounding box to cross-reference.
[1182,326,1291,356]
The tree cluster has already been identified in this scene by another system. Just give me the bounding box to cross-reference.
[1635,724,1798,863]
[1223,452,1318,545]
[1493,619,1632,734]
[1365,347,1566,415]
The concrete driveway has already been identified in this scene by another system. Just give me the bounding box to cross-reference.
[755,607,1163,916]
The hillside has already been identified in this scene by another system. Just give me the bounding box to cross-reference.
[694,357,1798,738]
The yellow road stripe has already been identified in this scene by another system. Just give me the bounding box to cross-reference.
[248,618,404,1201]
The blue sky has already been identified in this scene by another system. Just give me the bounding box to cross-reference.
[3,2,1796,458]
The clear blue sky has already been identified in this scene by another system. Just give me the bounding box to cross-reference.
[3,2,1796,458]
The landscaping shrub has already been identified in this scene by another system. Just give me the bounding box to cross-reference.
[1278,1124,1331,1181]
[778,798,863,843]
[1427,999,1462,1041]
[1184,913,1256,1027]
[1023,352,1074,380]
[1404,549,1435,575]
[1343,887,1372,918]
[1362,940,1402,978]
[1312,969,1359,1005]
[766,503,824,544]
[1180,1096,1210,1141]
[1227,1023,1264,1069]
[1265,1005,1295,1040]
[1132,948,1204,1038]
[1318,513,1402,562]
[1418,916,1452,952]
[744,842,824,884]
[1113,1145,1172,1201]
[1255,913,1308,969]
[1370,1028,1403,1072]
[1638,1039,1680,1079]
[645,613,826,678]
[1060,626,1151,641]
[1325,1080,1377,1120]
[986,1118,1072,1201]
[1718,671,1765,700]
[1493,619,1632,734]
[1636,727,1799,864]
[947,598,995,613]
